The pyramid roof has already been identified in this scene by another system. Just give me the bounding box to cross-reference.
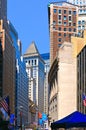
[24,41,40,57]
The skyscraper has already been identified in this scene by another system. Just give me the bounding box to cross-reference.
[0,19,16,114]
[23,42,45,113]
[48,1,78,64]
[41,53,50,115]
[0,0,16,114]
[8,21,28,125]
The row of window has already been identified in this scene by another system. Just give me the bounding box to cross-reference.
[79,9,86,13]
[58,35,71,43]
[53,27,76,32]
[58,15,73,21]
[78,25,85,30]
[58,33,71,37]
[54,9,76,15]
[78,20,86,24]
[50,104,57,113]
[72,0,86,5]
[26,59,37,66]
[53,21,76,26]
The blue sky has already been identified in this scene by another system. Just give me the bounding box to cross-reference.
[7,0,57,54]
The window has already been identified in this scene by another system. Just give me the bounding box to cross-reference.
[73,11,76,15]
[69,23,71,26]
[80,10,82,13]
[54,9,57,13]
[53,26,56,30]
[64,33,66,37]
[78,21,81,24]
[35,60,36,65]
[58,38,61,42]
[73,23,76,26]
[82,20,85,24]
[58,27,61,31]
[58,15,61,20]
[32,60,33,65]
[69,10,71,14]
[78,26,81,30]
[64,28,66,31]
[64,16,67,20]
[74,28,76,32]
[29,60,30,64]
[69,28,72,32]
[64,22,66,26]
[69,16,71,21]
[53,21,56,25]
[64,10,66,14]
[82,26,85,30]
[58,33,61,36]
[58,43,62,47]
[58,9,61,14]
[58,21,62,25]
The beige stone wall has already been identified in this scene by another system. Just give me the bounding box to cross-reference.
[49,42,77,123]
[57,42,77,119]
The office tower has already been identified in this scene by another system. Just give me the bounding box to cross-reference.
[0,0,16,114]
[23,42,45,113]
[8,21,28,125]
[0,19,16,114]
[41,53,50,115]
[48,1,78,64]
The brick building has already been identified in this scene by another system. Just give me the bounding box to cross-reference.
[48,1,78,65]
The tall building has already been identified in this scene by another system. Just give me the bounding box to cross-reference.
[0,0,16,114]
[48,1,78,64]
[48,30,86,125]
[8,21,28,125]
[41,53,50,115]
[0,20,15,114]
[23,42,45,113]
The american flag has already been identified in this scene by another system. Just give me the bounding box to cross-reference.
[0,96,9,114]
[82,94,86,106]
